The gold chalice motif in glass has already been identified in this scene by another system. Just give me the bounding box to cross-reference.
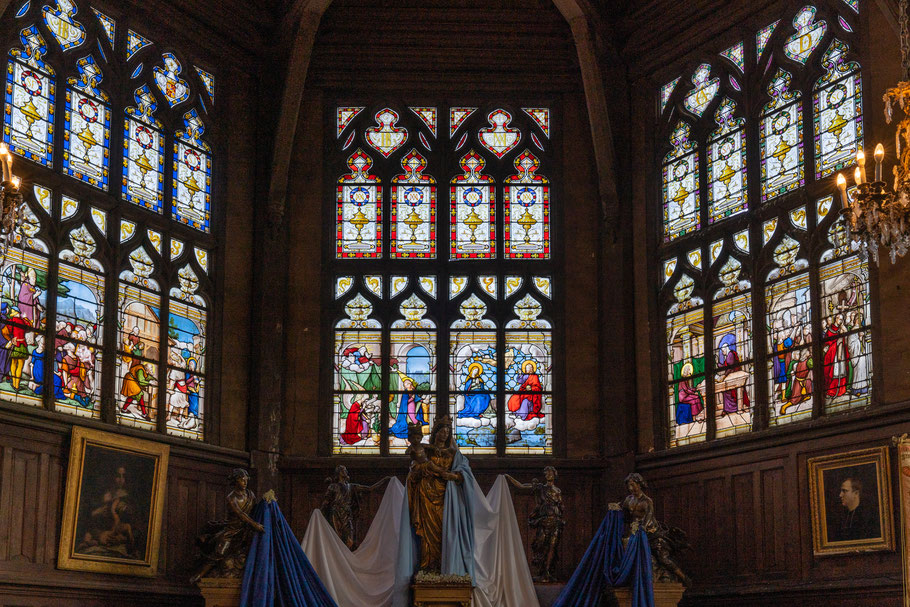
[135,151,154,190]
[517,208,537,244]
[183,173,203,213]
[77,124,98,165]
[20,98,41,140]
[404,208,422,245]
[349,208,369,244]
[464,208,483,244]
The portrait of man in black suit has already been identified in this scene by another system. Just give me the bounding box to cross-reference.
[823,464,881,543]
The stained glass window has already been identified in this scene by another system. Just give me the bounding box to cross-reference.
[117,245,160,432]
[814,39,862,179]
[666,275,707,447]
[784,6,826,64]
[451,150,495,259]
[451,294,497,454]
[658,2,871,450]
[819,220,871,413]
[761,69,804,202]
[0,207,49,408]
[329,103,555,455]
[712,258,753,439]
[0,2,216,441]
[390,149,435,258]
[662,122,699,240]
[683,64,720,118]
[337,149,381,258]
[123,85,165,212]
[708,98,747,222]
[660,77,680,115]
[62,55,111,190]
[167,264,206,440]
[5,26,56,167]
[172,109,211,232]
[504,150,549,258]
[389,294,436,453]
[765,236,813,425]
[55,220,105,419]
[505,294,552,454]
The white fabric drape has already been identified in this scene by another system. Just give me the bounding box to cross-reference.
[300,475,539,607]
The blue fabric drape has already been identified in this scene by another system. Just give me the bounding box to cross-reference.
[441,451,476,579]
[553,510,654,607]
[240,500,338,607]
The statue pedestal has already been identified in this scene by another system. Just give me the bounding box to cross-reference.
[413,580,473,607]
[197,577,241,607]
[614,582,685,607]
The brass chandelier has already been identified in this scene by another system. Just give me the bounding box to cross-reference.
[836,0,910,264]
[0,142,23,262]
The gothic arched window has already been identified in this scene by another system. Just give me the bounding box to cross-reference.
[329,104,557,456]
[0,1,216,441]
[657,1,870,448]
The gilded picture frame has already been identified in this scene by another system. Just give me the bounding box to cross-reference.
[58,426,169,576]
[808,446,894,556]
[894,435,910,607]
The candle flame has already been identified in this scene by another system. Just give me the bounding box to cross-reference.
[837,173,846,188]
[875,143,885,161]
[857,149,866,166]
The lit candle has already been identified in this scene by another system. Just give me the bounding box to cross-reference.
[875,143,885,182]
[837,173,849,208]
[11,176,20,189]
[857,149,867,183]
[0,147,8,182]
[854,166,863,186]
[5,154,13,185]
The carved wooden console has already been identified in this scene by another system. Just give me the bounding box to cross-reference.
[413,580,473,607]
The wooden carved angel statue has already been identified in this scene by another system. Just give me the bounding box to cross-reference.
[506,466,565,583]
[321,464,390,550]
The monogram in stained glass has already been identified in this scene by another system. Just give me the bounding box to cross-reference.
[683,63,720,118]
[478,109,520,158]
[42,0,85,52]
[784,6,827,64]
[365,108,407,158]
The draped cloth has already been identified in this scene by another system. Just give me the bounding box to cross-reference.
[240,500,337,607]
[553,510,654,607]
[301,468,539,607]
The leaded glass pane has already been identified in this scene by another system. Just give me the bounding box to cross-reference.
[391,149,435,258]
[784,6,826,64]
[504,150,549,259]
[451,331,497,454]
[667,305,706,447]
[683,64,719,118]
[337,149,381,258]
[334,330,382,454]
[814,40,862,179]
[116,282,160,431]
[62,55,110,190]
[766,271,813,425]
[5,27,56,167]
[662,122,699,240]
[172,109,211,232]
[388,329,436,453]
[123,85,165,212]
[708,98,747,223]
[761,70,804,202]
[451,150,495,259]
[713,290,753,439]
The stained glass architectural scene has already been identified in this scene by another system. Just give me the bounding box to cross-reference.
[666,275,706,447]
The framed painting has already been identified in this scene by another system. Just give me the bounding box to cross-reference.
[808,446,894,556]
[58,426,169,576]
[895,435,910,607]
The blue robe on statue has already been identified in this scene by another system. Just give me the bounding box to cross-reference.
[457,378,490,419]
